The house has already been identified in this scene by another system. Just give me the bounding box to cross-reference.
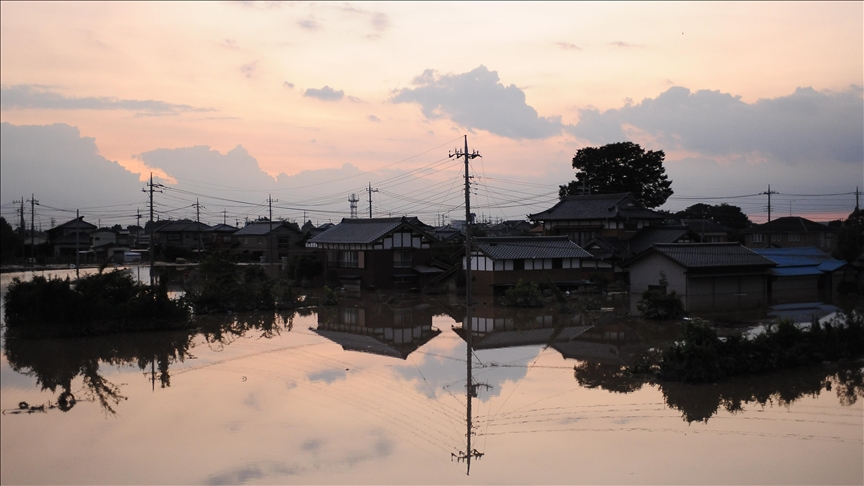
[468,236,596,295]
[47,216,97,257]
[752,247,847,305]
[312,300,440,359]
[485,220,536,237]
[89,228,131,263]
[528,193,665,246]
[152,220,212,253]
[204,223,239,252]
[680,219,733,243]
[232,221,304,262]
[742,216,839,253]
[626,243,776,314]
[306,217,439,290]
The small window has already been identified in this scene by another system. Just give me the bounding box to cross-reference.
[751,234,763,243]
[513,259,525,271]
[788,234,800,241]
[771,234,781,242]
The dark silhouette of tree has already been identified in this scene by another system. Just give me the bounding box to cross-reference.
[558,142,672,208]
[0,217,22,263]
[834,208,863,263]
[674,203,751,230]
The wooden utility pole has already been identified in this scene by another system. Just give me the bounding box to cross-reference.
[75,210,80,279]
[367,183,378,218]
[449,135,482,473]
[763,185,778,222]
[144,173,162,285]
[27,194,39,261]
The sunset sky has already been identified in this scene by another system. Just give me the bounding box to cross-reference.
[2,2,862,227]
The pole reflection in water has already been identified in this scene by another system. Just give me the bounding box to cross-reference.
[452,301,484,474]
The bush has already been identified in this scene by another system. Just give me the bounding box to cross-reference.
[637,289,685,320]
[3,270,190,338]
[503,279,544,307]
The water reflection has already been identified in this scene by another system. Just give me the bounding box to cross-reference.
[312,299,441,359]
[4,329,195,414]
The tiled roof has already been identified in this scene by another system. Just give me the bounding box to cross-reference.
[309,217,429,245]
[651,243,775,268]
[475,236,592,260]
[528,193,663,221]
[54,217,96,230]
[627,226,691,255]
[741,216,838,234]
[234,221,301,236]
[207,223,239,233]
[154,220,211,233]
[680,219,732,234]
[584,236,632,260]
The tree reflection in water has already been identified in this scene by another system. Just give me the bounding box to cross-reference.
[4,330,196,414]
[197,310,302,350]
[573,359,864,423]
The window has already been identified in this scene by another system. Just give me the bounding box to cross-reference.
[788,233,800,241]
[624,220,638,231]
[771,234,781,242]
[340,251,359,268]
[513,259,525,271]
[394,250,412,268]
[751,234,763,243]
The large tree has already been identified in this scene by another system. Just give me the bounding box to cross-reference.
[559,142,673,208]
[675,203,752,230]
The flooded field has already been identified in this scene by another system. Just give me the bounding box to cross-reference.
[1,270,862,484]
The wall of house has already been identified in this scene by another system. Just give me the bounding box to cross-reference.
[628,253,688,313]
[323,247,433,290]
[686,273,767,313]
[770,275,820,305]
[471,266,596,295]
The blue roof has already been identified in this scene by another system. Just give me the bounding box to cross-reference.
[752,247,846,275]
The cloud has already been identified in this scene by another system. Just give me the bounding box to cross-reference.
[0,123,143,210]
[0,85,215,114]
[304,85,344,101]
[570,85,864,165]
[391,65,565,140]
[367,115,381,122]
[298,17,320,30]
[556,42,582,51]
[609,41,643,48]
[136,144,278,190]
[221,39,239,49]
[347,95,363,103]
[370,12,389,32]
[240,61,257,78]
[283,81,295,89]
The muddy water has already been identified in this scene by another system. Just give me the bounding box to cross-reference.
[1,276,861,484]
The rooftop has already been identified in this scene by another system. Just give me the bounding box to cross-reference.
[474,236,592,260]
[644,243,776,269]
[528,193,663,222]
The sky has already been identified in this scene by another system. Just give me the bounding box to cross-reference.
[1,1,862,229]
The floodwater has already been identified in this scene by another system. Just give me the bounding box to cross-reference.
[1,270,862,485]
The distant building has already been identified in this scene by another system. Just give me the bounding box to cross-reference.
[742,216,839,253]
[47,216,96,257]
[752,247,847,305]
[232,221,304,262]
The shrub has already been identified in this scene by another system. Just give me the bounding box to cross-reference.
[503,279,544,308]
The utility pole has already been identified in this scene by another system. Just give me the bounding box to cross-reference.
[450,135,482,472]
[267,194,277,265]
[136,208,142,228]
[75,210,80,279]
[367,183,378,218]
[27,194,39,261]
[143,173,163,285]
[222,210,227,226]
[762,185,778,222]
[194,198,204,256]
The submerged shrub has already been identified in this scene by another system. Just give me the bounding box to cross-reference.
[503,280,544,308]
[4,270,189,338]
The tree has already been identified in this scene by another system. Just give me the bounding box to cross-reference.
[834,208,863,263]
[0,217,23,263]
[675,203,751,230]
[559,141,672,208]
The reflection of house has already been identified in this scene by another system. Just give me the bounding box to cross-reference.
[312,302,441,359]
[232,221,304,262]
[626,243,776,314]
[752,247,846,305]
[307,217,440,290]
[742,216,839,253]
[552,322,647,366]
[47,216,97,257]
[469,236,595,295]
[454,304,590,349]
